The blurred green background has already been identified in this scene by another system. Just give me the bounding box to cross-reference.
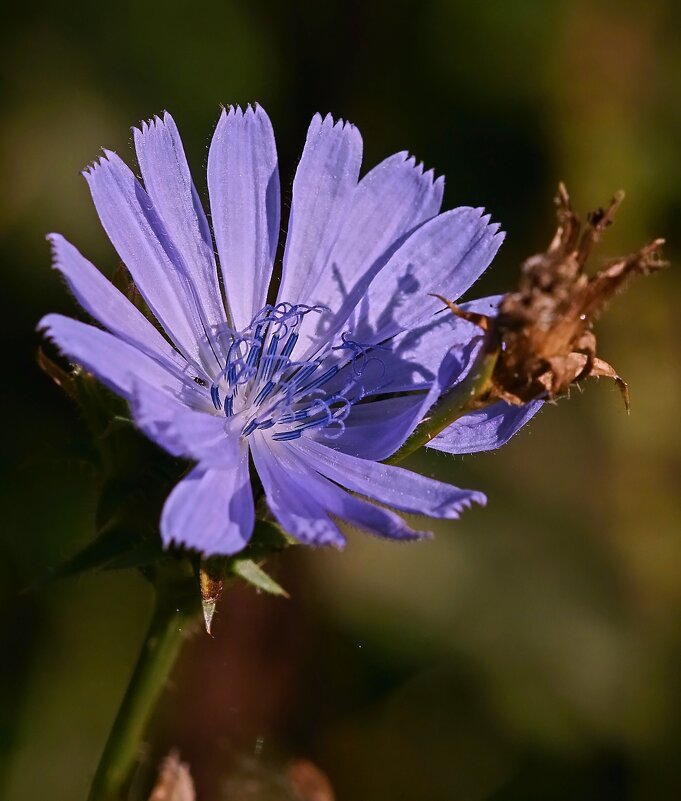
[2,0,680,799]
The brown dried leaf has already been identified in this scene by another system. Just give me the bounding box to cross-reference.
[488,184,666,406]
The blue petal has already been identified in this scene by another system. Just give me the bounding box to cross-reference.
[316,395,424,461]
[372,295,501,393]
[161,451,254,555]
[207,105,280,331]
[83,151,218,372]
[267,441,427,541]
[318,330,481,462]
[323,295,500,401]
[295,151,443,355]
[48,234,189,378]
[131,380,239,466]
[328,152,444,292]
[350,208,504,345]
[134,112,226,335]
[323,487,428,541]
[277,113,362,312]
[292,437,486,518]
[38,314,204,403]
[427,400,543,454]
[251,436,346,547]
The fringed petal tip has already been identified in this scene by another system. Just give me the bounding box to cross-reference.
[489,223,504,241]
[465,207,507,250]
[482,213,505,243]
[459,206,504,234]
[36,314,83,368]
[308,111,363,143]
[363,524,434,544]
[45,232,64,265]
[396,152,444,192]
[423,489,488,521]
[159,533,248,558]
[311,530,347,550]
[213,104,276,140]
[217,103,269,125]
[80,148,121,182]
[36,311,84,356]
[45,233,79,284]
[454,490,488,516]
[133,112,175,142]
[36,312,57,336]
[45,233,89,275]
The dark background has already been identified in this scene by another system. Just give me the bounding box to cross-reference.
[2,1,681,799]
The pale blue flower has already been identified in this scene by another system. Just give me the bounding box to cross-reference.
[40,106,539,555]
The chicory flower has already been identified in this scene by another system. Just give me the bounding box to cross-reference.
[40,106,537,555]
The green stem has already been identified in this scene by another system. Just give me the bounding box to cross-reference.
[386,342,499,465]
[87,578,200,801]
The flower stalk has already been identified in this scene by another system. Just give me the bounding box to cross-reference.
[87,575,201,801]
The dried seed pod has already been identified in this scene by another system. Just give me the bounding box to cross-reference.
[441,184,666,409]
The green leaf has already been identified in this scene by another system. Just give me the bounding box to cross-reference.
[229,558,289,597]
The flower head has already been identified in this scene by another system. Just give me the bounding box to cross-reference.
[40,105,538,555]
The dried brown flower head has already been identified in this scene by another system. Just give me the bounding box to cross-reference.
[439,184,666,410]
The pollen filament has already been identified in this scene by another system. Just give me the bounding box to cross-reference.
[209,303,361,441]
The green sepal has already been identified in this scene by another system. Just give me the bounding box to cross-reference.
[37,348,192,585]
[229,557,289,597]
[203,520,292,592]
[198,520,293,631]
[37,347,79,401]
[38,349,126,444]
[240,518,295,558]
[31,522,168,589]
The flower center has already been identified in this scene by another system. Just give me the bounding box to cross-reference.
[210,303,357,441]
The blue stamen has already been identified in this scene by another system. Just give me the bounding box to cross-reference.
[254,380,276,406]
[281,331,299,358]
[291,363,318,388]
[272,430,304,441]
[278,408,314,424]
[241,419,259,437]
[262,334,280,380]
[298,364,340,393]
[211,303,363,443]
[246,340,262,368]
